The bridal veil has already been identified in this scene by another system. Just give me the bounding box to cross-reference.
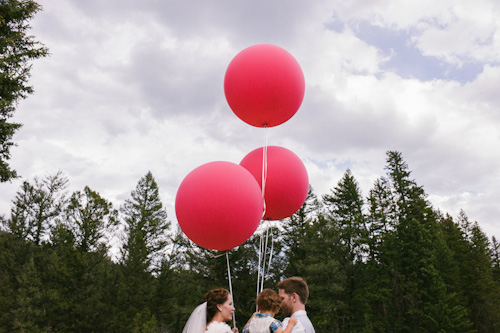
[183,302,207,333]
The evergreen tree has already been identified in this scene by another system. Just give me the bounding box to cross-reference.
[0,0,48,181]
[457,212,500,332]
[44,186,121,331]
[5,171,68,244]
[383,151,469,331]
[364,177,397,332]
[121,171,170,272]
[118,171,170,330]
[282,185,322,277]
[322,169,369,331]
[63,186,118,252]
[323,169,367,263]
[367,176,396,241]
[435,212,464,294]
[492,236,500,281]
[0,231,28,331]
[2,231,121,332]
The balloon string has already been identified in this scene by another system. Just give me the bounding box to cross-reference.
[266,230,274,277]
[256,221,275,309]
[261,125,268,219]
[257,126,271,310]
[257,233,262,295]
[226,251,236,329]
[256,232,263,311]
[260,225,269,292]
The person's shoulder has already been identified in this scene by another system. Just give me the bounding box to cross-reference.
[293,311,313,323]
[282,317,306,333]
[292,312,315,333]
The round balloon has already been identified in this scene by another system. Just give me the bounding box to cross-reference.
[224,44,305,128]
[240,146,309,220]
[175,161,263,251]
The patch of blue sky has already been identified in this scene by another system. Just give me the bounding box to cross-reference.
[308,157,354,171]
[325,13,344,33]
[327,20,484,83]
[460,189,480,196]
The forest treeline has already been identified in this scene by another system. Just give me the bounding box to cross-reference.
[1,151,500,332]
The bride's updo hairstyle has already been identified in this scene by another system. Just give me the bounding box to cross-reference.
[256,288,282,312]
[205,288,230,322]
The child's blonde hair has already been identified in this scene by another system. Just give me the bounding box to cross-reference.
[256,288,282,312]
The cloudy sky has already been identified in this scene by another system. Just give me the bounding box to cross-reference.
[2,0,500,241]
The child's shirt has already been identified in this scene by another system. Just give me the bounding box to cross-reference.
[243,313,282,333]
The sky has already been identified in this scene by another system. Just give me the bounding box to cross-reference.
[1,0,500,242]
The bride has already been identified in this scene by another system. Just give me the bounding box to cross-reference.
[183,288,239,333]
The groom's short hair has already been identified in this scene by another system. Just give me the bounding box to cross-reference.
[277,276,309,304]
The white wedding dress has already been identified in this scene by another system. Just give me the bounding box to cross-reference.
[206,321,233,333]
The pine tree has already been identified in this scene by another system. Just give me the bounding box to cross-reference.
[458,212,500,332]
[63,186,118,253]
[322,169,369,331]
[435,212,463,292]
[492,236,500,281]
[323,169,367,264]
[0,0,49,181]
[383,151,469,331]
[367,176,396,242]
[282,186,322,277]
[5,171,68,245]
[364,176,397,332]
[118,171,170,330]
[121,171,170,272]
[45,186,121,331]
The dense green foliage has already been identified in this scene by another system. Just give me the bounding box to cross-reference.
[0,0,48,181]
[1,152,500,332]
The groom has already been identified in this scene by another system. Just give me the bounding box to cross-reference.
[277,277,315,333]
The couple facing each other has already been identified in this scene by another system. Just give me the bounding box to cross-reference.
[182,276,315,333]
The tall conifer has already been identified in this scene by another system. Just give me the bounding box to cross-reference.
[118,171,170,330]
[0,0,48,181]
[5,171,68,245]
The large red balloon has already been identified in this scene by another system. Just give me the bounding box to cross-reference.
[175,161,263,251]
[224,44,305,128]
[240,146,309,220]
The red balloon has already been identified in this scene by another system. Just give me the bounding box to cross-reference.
[240,146,309,220]
[175,161,263,251]
[224,44,305,128]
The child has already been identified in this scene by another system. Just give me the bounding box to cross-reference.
[242,289,298,333]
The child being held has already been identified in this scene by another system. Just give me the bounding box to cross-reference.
[242,289,297,333]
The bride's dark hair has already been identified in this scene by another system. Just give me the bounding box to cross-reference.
[205,288,230,322]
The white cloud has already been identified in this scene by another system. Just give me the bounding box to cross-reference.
[1,0,499,243]
[334,0,500,66]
